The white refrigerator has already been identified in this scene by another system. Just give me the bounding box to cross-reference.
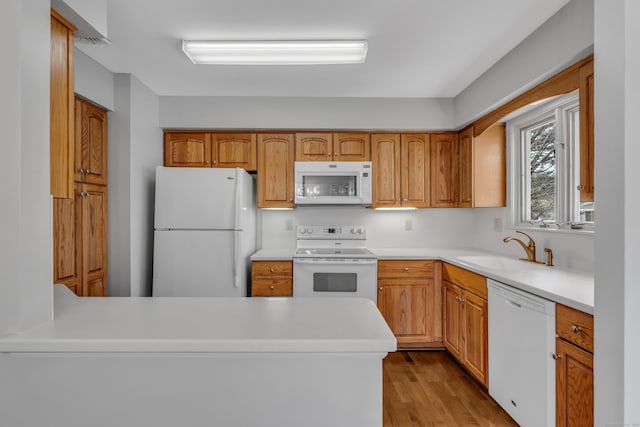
[152,166,256,297]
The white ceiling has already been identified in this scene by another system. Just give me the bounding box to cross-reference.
[77,0,570,98]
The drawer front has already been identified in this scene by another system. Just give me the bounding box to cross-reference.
[251,279,293,297]
[442,263,487,299]
[252,260,293,278]
[378,260,434,278]
[556,303,594,352]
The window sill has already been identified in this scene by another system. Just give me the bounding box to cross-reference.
[506,225,595,236]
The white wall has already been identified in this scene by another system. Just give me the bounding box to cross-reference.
[159,96,455,130]
[260,207,475,250]
[0,0,52,335]
[108,75,132,297]
[108,74,162,297]
[129,78,163,297]
[454,0,594,128]
[75,49,114,110]
[594,0,640,425]
[624,3,640,422]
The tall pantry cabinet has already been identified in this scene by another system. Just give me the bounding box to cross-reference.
[53,97,108,297]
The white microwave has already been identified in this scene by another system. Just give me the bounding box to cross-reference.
[294,161,372,205]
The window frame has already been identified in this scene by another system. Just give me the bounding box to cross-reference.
[506,92,594,233]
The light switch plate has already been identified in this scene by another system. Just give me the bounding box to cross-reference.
[494,218,503,232]
[285,219,293,231]
[405,219,413,231]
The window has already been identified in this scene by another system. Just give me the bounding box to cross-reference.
[507,92,594,230]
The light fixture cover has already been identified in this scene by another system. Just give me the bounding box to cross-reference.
[181,40,368,65]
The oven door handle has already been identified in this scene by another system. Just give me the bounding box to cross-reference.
[293,258,377,265]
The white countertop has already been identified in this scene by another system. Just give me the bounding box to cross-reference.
[0,285,397,354]
[251,248,297,261]
[252,247,594,314]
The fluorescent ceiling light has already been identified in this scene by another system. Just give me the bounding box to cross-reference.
[181,40,368,65]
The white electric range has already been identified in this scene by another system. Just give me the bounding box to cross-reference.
[293,225,378,302]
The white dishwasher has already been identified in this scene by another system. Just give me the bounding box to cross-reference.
[488,279,556,427]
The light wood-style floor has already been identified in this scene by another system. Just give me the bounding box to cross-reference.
[383,351,518,427]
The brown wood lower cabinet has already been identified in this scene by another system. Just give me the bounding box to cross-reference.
[556,338,593,426]
[442,263,488,387]
[377,260,442,348]
[555,303,594,426]
[251,260,293,297]
[53,183,108,296]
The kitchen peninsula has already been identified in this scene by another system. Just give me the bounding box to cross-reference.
[0,286,396,427]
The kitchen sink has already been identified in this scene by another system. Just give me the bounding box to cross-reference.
[456,255,530,271]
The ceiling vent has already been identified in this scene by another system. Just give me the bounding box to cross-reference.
[75,36,111,45]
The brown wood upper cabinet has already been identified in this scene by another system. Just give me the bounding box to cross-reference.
[430,133,458,208]
[371,133,430,208]
[458,124,506,208]
[212,133,257,171]
[164,132,212,167]
[75,97,108,185]
[257,133,295,208]
[50,10,76,199]
[579,58,594,202]
[295,132,370,161]
[164,131,257,171]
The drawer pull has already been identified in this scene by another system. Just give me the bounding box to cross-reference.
[403,267,409,272]
[571,325,583,333]
[269,285,275,290]
[268,268,275,273]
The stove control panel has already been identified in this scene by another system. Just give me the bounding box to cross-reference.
[296,225,366,239]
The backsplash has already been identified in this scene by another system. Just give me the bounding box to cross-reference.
[259,207,475,249]
[259,206,594,273]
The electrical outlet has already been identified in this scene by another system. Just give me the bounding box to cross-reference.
[494,218,503,232]
[285,219,293,231]
[405,219,413,231]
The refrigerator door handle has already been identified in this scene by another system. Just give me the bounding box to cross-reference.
[232,231,240,288]
[235,168,242,230]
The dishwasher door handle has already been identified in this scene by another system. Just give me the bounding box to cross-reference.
[507,299,522,309]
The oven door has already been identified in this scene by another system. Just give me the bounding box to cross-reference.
[293,258,377,302]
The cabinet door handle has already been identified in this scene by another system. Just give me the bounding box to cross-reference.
[552,353,562,360]
[268,268,275,273]
[212,160,216,165]
[459,297,465,303]
[378,287,383,291]
[269,285,275,290]
[571,325,583,333]
[86,169,91,174]
[403,198,408,202]
[577,184,585,191]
